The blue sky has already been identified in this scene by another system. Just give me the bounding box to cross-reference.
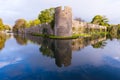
[0,0,120,26]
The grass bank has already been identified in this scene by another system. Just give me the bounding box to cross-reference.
[31,32,107,39]
[31,33,92,39]
[31,31,108,39]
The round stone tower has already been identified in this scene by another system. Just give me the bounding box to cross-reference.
[54,6,72,36]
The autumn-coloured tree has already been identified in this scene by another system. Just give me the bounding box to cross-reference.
[4,25,11,30]
[13,19,27,32]
[0,18,11,31]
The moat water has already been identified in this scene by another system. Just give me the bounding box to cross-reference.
[0,33,120,80]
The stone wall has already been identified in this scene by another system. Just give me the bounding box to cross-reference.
[72,20,107,34]
[54,6,72,36]
[18,24,53,35]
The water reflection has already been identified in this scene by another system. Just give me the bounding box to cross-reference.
[14,34,27,45]
[72,35,106,50]
[14,34,106,67]
[39,38,72,67]
[54,40,72,67]
[0,33,11,50]
[1,33,120,80]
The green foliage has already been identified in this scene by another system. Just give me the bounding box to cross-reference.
[33,19,41,25]
[38,8,55,24]
[117,24,120,34]
[0,33,11,50]
[25,19,41,28]
[0,18,11,31]
[91,15,109,27]
[0,18,3,26]
[13,7,55,31]
[92,41,106,48]
[30,19,41,26]
[107,24,120,38]
[25,22,31,28]
[0,18,4,30]
[32,33,91,39]
[40,46,54,58]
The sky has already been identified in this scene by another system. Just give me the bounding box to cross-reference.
[0,0,120,26]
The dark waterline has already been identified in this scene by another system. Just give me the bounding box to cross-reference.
[0,34,120,80]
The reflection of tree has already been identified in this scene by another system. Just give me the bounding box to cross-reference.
[0,37,5,50]
[39,36,107,67]
[14,35,27,45]
[92,41,106,48]
[16,34,108,67]
[0,33,11,50]
[40,46,54,58]
[39,38,72,67]
[72,34,107,50]
[39,38,54,58]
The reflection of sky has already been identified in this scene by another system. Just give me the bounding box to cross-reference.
[72,39,120,67]
[0,57,22,68]
[1,38,120,80]
[0,38,41,68]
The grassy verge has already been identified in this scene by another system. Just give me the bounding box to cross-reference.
[31,32,107,39]
[31,33,91,39]
[90,32,108,35]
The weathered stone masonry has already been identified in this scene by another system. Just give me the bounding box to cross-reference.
[72,20,107,34]
[54,6,72,36]
[19,24,53,35]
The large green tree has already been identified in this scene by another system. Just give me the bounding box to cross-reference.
[91,15,109,27]
[38,8,55,24]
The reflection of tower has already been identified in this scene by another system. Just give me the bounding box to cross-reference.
[54,40,72,67]
[18,34,73,68]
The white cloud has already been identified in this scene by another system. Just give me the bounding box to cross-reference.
[0,57,22,68]
[0,0,120,26]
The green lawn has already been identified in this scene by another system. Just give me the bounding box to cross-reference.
[31,32,107,39]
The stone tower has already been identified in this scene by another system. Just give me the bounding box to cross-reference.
[54,6,72,36]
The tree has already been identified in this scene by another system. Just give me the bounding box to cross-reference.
[0,18,11,31]
[92,41,106,48]
[117,24,120,34]
[13,19,27,32]
[4,25,11,30]
[38,8,55,24]
[28,19,41,27]
[0,18,4,31]
[33,19,41,25]
[91,15,109,27]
